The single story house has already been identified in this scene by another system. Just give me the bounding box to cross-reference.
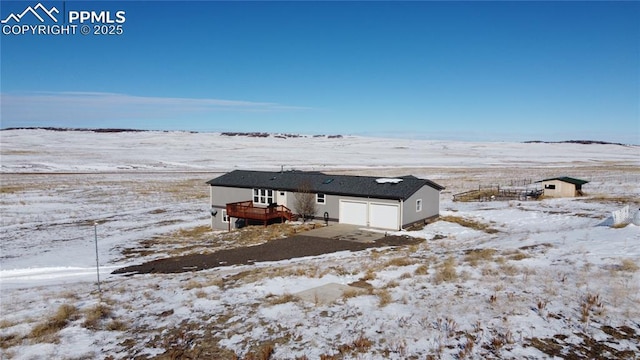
[537,176,589,198]
[206,170,445,231]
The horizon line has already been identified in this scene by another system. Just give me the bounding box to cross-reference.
[1,126,637,146]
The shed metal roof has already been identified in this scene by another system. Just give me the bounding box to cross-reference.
[536,176,589,185]
[207,170,444,200]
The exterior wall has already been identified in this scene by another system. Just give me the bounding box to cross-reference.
[210,184,442,230]
[275,192,401,226]
[541,180,577,198]
[209,185,253,230]
[402,185,441,227]
[211,186,303,230]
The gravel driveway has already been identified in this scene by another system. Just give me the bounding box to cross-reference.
[113,234,421,275]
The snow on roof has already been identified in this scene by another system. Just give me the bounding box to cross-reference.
[375,178,403,184]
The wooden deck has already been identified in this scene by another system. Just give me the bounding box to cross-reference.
[226,201,294,230]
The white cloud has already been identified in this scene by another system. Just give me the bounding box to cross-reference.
[0,91,310,128]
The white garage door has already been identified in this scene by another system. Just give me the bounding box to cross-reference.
[339,200,368,226]
[369,203,400,230]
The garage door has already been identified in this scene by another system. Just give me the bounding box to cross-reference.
[339,200,368,226]
[369,203,400,230]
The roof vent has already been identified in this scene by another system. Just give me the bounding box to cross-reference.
[322,178,334,184]
[376,178,403,184]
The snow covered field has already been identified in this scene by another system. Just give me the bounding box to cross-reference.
[1,129,639,359]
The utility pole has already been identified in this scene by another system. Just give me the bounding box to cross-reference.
[94,222,101,293]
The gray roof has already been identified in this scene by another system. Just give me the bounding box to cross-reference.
[207,170,444,200]
[536,176,589,186]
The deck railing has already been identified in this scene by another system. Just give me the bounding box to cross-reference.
[226,201,293,228]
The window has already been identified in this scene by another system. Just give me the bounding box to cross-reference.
[545,184,556,190]
[222,209,229,223]
[316,193,326,204]
[253,188,274,205]
[416,199,423,212]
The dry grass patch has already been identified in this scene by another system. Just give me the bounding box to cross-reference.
[267,293,299,305]
[30,304,78,339]
[0,185,30,194]
[229,223,319,248]
[499,264,519,276]
[414,264,429,275]
[106,319,128,331]
[586,194,640,205]
[384,256,417,268]
[440,215,499,234]
[360,269,376,281]
[434,256,458,284]
[124,222,320,260]
[612,222,630,229]
[464,248,497,266]
[174,225,212,239]
[376,289,393,307]
[505,250,530,261]
[83,303,112,330]
[348,280,374,293]
[618,258,639,272]
[0,319,18,329]
[163,179,210,200]
[183,279,204,290]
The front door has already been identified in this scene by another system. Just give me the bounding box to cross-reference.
[277,191,287,207]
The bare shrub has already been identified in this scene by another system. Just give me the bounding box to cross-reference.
[580,292,604,323]
[537,299,548,313]
[352,334,373,352]
[458,335,475,359]
[489,294,497,304]
[293,181,318,222]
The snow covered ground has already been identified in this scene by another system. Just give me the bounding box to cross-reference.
[1,129,639,359]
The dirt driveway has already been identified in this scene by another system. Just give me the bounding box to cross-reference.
[113,233,422,275]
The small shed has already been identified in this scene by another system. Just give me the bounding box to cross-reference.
[537,177,589,198]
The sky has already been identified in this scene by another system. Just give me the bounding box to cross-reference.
[1,1,639,143]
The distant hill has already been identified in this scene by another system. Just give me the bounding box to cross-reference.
[1,127,155,133]
[524,140,633,146]
[0,127,343,138]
